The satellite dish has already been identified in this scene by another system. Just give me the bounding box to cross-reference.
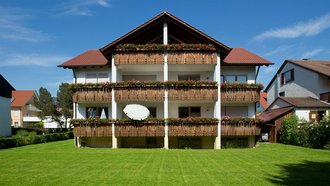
[123,104,150,121]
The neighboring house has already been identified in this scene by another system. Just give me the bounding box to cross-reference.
[11,90,41,128]
[260,97,330,142]
[43,116,71,128]
[265,60,330,106]
[59,12,272,149]
[0,75,15,136]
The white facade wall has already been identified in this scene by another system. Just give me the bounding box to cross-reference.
[268,99,291,110]
[221,103,256,118]
[267,63,330,105]
[0,96,12,136]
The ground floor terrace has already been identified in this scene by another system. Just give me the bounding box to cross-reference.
[72,117,261,149]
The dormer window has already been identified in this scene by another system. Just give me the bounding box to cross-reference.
[280,69,294,86]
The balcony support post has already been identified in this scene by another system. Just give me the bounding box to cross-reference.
[214,52,221,149]
[111,54,118,148]
[163,19,169,149]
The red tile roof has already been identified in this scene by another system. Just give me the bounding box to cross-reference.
[223,48,272,65]
[260,92,268,110]
[260,107,294,122]
[11,90,36,107]
[58,50,108,68]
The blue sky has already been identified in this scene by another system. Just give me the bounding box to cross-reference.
[0,0,329,96]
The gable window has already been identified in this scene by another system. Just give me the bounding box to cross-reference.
[86,107,108,119]
[280,69,294,85]
[178,75,200,81]
[222,75,247,83]
[86,73,109,83]
[179,107,201,118]
[279,91,285,97]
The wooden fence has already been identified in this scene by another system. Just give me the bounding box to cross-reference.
[113,52,164,65]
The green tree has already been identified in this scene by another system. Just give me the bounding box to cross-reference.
[280,115,298,144]
[56,83,73,128]
[34,87,59,120]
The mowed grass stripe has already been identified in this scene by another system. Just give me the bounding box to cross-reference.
[0,140,329,185]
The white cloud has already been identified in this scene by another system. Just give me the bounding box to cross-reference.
[264,45,295,57]
[0,6,51,42]
[255,13,330,40]
[0,53,70,67]
[300,48,325,59]
[61,0,110,16]
[261,65,278,74]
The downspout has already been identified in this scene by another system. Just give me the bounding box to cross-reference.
[255,66,260,81]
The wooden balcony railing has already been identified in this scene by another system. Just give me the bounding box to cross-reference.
[221,83,263,103]
[71,117,261,138]
[221,118,261,136]
[113,44,217,65]
[167,51,217,65]
[73,89,112,103]
[115,87,164,101]
[114,52,164,65]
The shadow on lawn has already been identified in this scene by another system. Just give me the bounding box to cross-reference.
[268,161,330,185]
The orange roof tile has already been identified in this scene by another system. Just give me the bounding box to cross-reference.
[11,90,36,107]
[58,50,109,68]
[260,92,268,109]
[223,48,272,65]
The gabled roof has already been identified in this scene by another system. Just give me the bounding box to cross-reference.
[260,107,293,122]
[264,60,330,92]
[268,97,330,110]
[223,48,272,66]
[11,90,36,107]
[0,74,15,98]
[100,11,231,56]
[280,97,330,108]
[58,50,109,68]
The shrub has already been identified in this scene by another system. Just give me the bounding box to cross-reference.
[280,115,299,144]
[0,131,73,149]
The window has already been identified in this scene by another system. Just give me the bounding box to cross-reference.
[179,107,201,118]
[220,75,224,83]
[14,122,19,128]
[279,91,285,97]
[86,74,97,83]
[225,75,236,83]
[178,75,200,81]
[223,75,247,83]
[85,73,109,83]
[280,69,294,85]
[86,107,108,119]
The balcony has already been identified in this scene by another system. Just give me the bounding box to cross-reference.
[113,44,217,65]
[221,117,261,136]
[221,83,263,103]
[115,82,164,101]
[72,85,112,103]
[71,117,261,138]
[167,81,217,101]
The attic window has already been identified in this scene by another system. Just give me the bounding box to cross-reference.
[280,69,294,86]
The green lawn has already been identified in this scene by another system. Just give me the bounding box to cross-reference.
[0,140,329,185]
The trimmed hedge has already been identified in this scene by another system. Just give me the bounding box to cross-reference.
[0,131,73,149]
